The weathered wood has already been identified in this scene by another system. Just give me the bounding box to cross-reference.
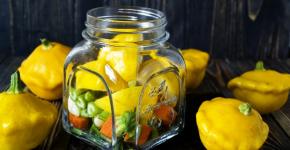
[0,56,23,90]
[73,0,109,43]
[0,0,289,59]
[184,0,213,52]
[0,0,10,53]
[9,0,76,56]
[162,0,186,49]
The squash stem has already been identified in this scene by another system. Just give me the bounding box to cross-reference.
[7,71,24,94]
[255,61,266,71]
[40,38,53,49]
[239,103,252,116]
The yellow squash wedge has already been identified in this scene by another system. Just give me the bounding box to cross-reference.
[75,59,128,92]
[94,86,158,116]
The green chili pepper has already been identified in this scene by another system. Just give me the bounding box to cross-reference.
[90,124,101,135]
[98,111,110,121]
[69,88,77,101]
[80,109,90,117]
[76,95,87,109]
[84,91,95,102]
[87,102,103,116]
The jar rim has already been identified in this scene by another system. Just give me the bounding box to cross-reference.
[85,6,167,33]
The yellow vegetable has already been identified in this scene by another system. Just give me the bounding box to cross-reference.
[95,86,158,116]
[97,33,141,82]
[75,59,128,92]
[138,58,179,105]
[181,49,209,89]
[228,61,290,113]
[97,43,139,82]
[138,57,180,122]
[19,38,71,100]
[111,33,142,43]
[196,97,269,150]
[0,72,57,150]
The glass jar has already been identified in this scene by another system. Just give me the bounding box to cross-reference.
[62,6,186,149]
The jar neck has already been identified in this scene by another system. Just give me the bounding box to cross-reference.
[82,7,169,45]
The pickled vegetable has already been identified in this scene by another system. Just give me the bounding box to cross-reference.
[66,30,182,149]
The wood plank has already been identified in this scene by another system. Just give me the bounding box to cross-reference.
[0,55,8,65]
[262,115,290,149]
[184,0,213,52]
[3,0,289,59]
[245,0,289,59]
[272,109,290,138]
[161,0,186,49]
[39,101,65,150]
[0,0,10,53]
[9,0,75,56]
[0,56,24,90]
[73,0,108,43]
[191,73,222,95]
[209,0,246,59]
[262,60,290,137]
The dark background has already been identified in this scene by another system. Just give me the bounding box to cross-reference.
[0,0,290,60]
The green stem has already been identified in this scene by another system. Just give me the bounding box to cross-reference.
[255,61,266,71]
[7,71,24,94]
[40,38,53,49]
[239,103,252,116]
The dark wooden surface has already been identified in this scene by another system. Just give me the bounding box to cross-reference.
[0,55,289,150]
[1,0,290,149]
[1,0,290,59]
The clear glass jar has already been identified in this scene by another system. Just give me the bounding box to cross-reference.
[62,6,186,149]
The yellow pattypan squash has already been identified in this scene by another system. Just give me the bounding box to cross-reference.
[196,97,269,150]
[19,39,71,100]
[228,61,290,113]
[181,49,209,89]
[0,72,57,150]
[96,32,142,83]
[97,43,139,82]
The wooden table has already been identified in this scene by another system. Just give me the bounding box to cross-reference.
[1,55,289,150]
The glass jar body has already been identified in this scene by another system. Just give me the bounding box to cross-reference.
[62,7,186,149]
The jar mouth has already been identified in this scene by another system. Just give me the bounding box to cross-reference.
[86,6,167,33]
